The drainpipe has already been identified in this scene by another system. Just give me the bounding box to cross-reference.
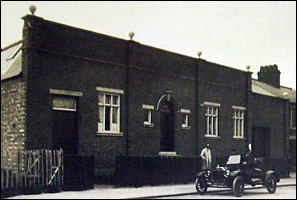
[195,59,199,156]
[126,40,131,156]
[245,72,249,149]
[283,99,288,161]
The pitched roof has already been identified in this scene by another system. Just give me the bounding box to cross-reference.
[1,40,23,81]
[252,79,296,103]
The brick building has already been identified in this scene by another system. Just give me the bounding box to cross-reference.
[1,13,295,178]
[251,65,296,169]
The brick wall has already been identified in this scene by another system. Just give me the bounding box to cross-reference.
[1,77,26,169]
[197,60,250,159]
[22,15,128,176]
[20,15,251,177]
[252,93,288,159]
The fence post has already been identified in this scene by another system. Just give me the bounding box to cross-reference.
[60,148,64,187]
[29,150,32,187]
[33,150,36,187]
[1,169,3,189]
[6,168,9,188]
[24,151,28,188]
[41,149,44,187]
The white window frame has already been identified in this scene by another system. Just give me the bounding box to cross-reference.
[233,106,245,139]
[143,105,154,127]
[291,108,296,129]
[180,109,191,129]
[97,87,123,135]
[204,102,220,137]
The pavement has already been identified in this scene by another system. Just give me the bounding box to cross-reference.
[7,173,296,199]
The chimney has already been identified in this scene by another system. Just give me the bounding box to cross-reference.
[257,64,281,88]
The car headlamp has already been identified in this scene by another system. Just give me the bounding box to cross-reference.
[224,170,230,177]
[205,170,210,177]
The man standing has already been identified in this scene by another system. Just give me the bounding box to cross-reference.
[200,144,212,170]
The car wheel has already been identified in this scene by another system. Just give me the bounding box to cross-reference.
[195,177,207,195]
[232,176,245,197]
[265,174,277,193]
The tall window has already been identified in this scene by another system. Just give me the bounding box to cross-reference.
[291,108,296,129]
[233,108,245,138]
[204,102,220,137]
[98,93,120,133]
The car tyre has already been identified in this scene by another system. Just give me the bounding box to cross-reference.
[195,177,207,195]
[232,176,245,197]
[265,174,277,194]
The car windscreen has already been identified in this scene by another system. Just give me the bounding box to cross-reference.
[226,155,241,165]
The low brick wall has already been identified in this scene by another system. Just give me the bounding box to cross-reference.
[63,155,94,191]
[115,156,202,187]
[257,159,290,178]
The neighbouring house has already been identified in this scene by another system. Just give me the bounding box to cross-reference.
[1,13,295,183]
[251,65,296,171]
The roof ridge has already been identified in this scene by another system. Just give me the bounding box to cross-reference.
[252,79,294,91]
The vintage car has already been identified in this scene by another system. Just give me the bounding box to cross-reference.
[195,154,280,197]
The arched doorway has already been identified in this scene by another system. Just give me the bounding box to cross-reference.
[160,99,175,152]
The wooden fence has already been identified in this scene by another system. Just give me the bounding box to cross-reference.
[1,149,63,198]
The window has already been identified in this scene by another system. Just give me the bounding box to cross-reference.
[143,105,154,127]
[180,109,190,129]
[204,102,220,137]
[98,93,120,133]
[291,108,296,129]
[233,107,245,138]
[53,96,76,111]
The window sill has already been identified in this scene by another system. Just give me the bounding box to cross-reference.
[143,123,154,128]
[159,152,180,157]
[97,132,123,137]
[232,137,246,140]
[182,126,191,130]
[204,135,221,139]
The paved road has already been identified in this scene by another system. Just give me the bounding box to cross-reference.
[156,185,296,199]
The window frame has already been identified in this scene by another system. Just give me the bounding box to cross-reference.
[291,107,296,129]
[232,106,245,139]
[52,96,77,112]
[97,87,124,135]
[204,102,220,138]
[180,109,191,129]
[143,104,154,127]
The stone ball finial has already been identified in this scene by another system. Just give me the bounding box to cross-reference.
[29,5,37,15]
[197,50,202,58]
[129,32,135,40]
[246,65,251,71]
[283,92,288,99]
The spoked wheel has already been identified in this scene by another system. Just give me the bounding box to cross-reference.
[265,174,277,193]
[232,176,245,197]
[195,177,208,195]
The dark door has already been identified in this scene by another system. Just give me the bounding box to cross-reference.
[252,127,270,158]
[160,101,175,152]
[53,109,78,155]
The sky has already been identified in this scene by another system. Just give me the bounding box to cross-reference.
[1,1,296,88]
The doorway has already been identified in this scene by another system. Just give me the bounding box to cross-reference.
[160,100,175,152]
[252,127,270,158]
[52,96,79,154]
